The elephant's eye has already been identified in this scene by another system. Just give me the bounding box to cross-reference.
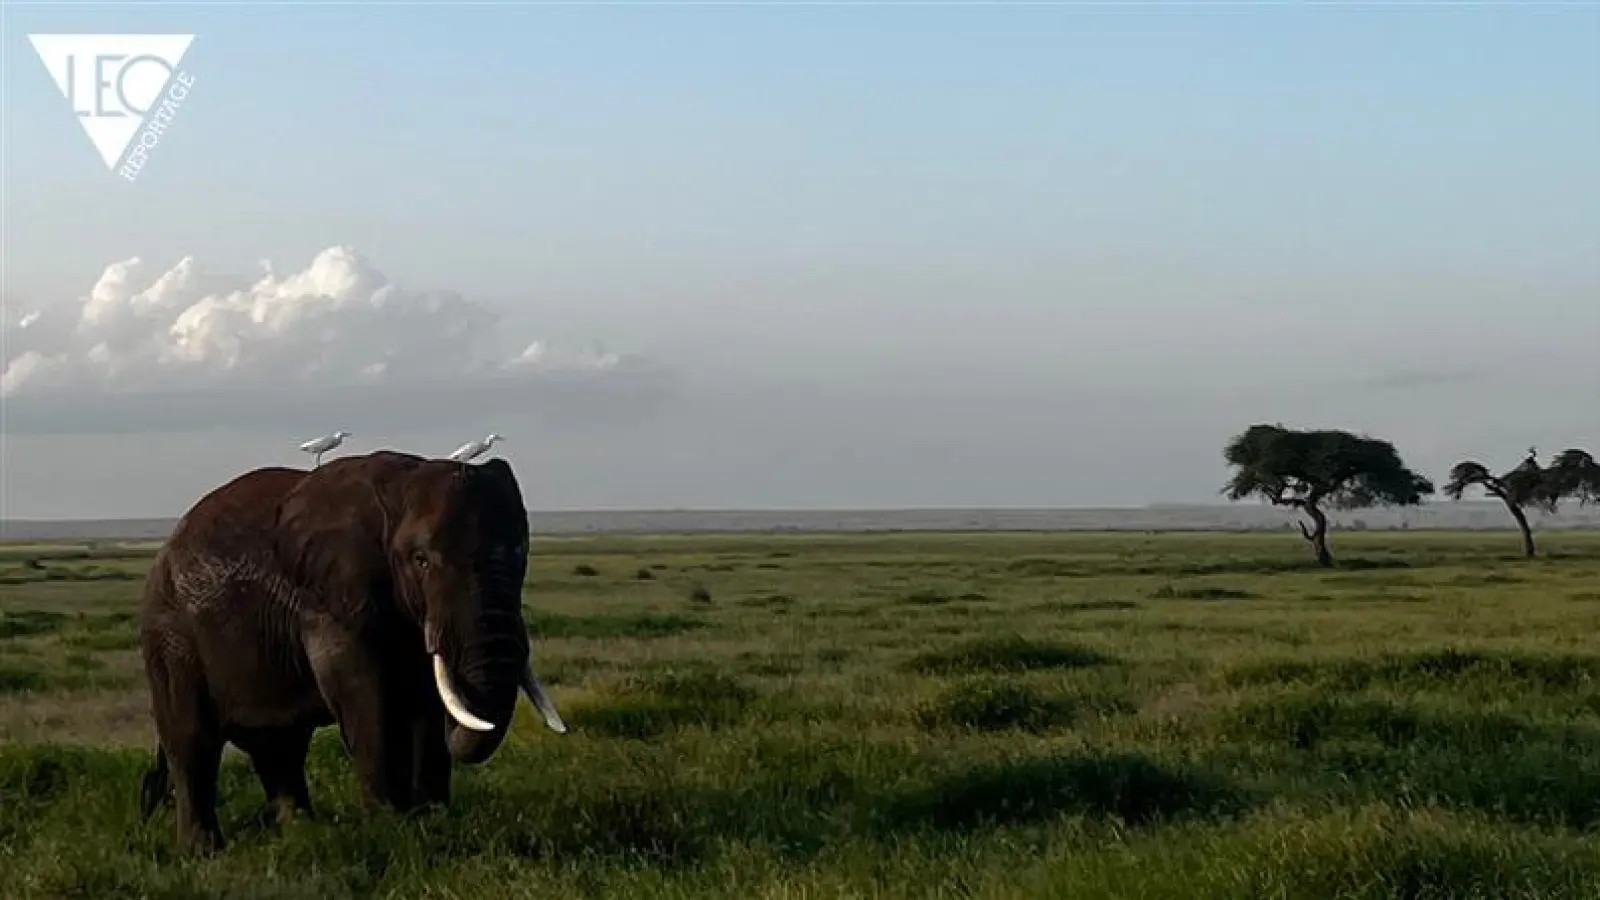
[411,550,430,569]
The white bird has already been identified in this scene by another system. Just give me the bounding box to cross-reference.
[449,433,504,462]
[299,430,351,467]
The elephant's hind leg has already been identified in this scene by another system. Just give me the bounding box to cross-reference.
[172,734,226,852]
[147,649,226,852]
[241,726,316,824]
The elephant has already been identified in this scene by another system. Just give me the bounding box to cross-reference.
[136,449,566,852]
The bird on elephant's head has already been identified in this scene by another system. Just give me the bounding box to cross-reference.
[138,449,565,852]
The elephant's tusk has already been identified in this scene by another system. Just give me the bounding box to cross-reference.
[521,666,568,734]
[433,654,495,732]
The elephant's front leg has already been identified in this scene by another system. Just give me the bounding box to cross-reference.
[405,657,451,809]
[410,706,452,809]
[305,624,418,811]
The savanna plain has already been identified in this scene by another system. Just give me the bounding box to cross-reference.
[3,530,1600,899]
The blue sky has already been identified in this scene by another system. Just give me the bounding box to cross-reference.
[9,4,1595,285]
[1,2,1596,516]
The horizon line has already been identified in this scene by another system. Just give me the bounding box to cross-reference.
[0,498,1540,524]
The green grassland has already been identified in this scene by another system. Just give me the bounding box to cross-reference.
[3,530,1600,898]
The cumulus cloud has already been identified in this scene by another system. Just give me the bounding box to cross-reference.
[1,246,672,433]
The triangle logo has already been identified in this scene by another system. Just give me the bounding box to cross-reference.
[29,34,196,170]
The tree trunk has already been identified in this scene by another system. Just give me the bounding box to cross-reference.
[1503,499,1536,559]
[1297,505,1333,567]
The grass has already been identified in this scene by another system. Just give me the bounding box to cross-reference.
[2,529,1600,897]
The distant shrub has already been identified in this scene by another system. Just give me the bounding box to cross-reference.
[902,589,956,606]
[0,666,50,693]
[1005,558,1086,578]
[0,610,69,640]
[738,593,794,610]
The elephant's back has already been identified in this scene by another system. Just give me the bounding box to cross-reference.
[168,467,308,558]
[144,467,309,622]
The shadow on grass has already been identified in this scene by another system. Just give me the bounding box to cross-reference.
[1225,693,1533,752]
[736,593,794,611]
[1332,558,1417,571]
[1462,572,1525,586]
[1002,558,1091,578]
[1223,691,1600,829]
[460,746,1248,865]
[566,670,757,739]
[524,610,707,641]
[452,739,910,867]
[1225,648,1600,693]
[903,636,1113,675]
[888,752,1248,831]
[2,736,1250,879]
[1149,584,1255,601]
[736,653,805,677]
[0,744,123,803]
[915,680,1081,733]
[0,744,149,848]
[1031,599,1141,613]
[899,589,990,606]
[1121,556,1415,578]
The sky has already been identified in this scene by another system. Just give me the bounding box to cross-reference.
[1,2,1596,518]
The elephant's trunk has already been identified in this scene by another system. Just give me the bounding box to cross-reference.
[446,667,565,763]
[430,612,525,734]
[447,717,511,764]
[425,544,566,762]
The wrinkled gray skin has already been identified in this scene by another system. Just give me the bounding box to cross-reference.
[137,450,565,853]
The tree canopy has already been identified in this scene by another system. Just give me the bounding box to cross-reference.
[1548,449,1600,505]
[1222,424,1434,567]
[1443,449,1600,510]
[1442,452,1558,512]
[1442,450,1559,558]
[1222,424,1435,510]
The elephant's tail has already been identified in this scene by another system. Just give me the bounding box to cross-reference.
[138,745,169,821]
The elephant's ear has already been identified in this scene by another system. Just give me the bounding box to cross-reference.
[469,457,529,547]
[474,457,520,496]
[274,454,418,601]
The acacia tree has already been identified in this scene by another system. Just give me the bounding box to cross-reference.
[1442,450,1555,559]
[1222,423,1434,567]
[1548,449,1600,505]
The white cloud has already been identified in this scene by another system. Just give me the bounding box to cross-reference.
[1,246,673,433]
[2,245,631,397]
